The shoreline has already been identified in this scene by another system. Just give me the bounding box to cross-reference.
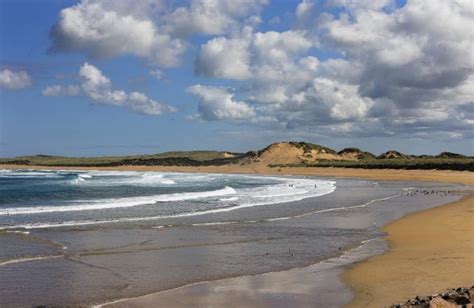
[2,164,473,307]
[2,164,474,186]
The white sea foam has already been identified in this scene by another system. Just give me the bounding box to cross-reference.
[0,171,341,229]
[0,255,63,266]
[4,230,30,235]
[0,190,407,231]
[0,177,335,217]
[0,170,63,178]
[70,177,85,184]
[0,181,338,229]
[160,179,176,185]
[0,186,237,215]
[70,171,180,187]
[219,197,239,202]
[160,193,405,227]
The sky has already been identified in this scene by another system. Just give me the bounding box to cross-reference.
[0,0,473,157]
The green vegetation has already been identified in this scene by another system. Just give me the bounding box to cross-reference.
[435,152,466,159]
[377,150,410,159]
[0,151,240,167]
[337,147,376,159]
[288,141,337,154]
[269,158,474,172]
[256,141,337,156]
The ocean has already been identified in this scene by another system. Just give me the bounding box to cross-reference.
[0,169,336,229]
[0,169,465,307]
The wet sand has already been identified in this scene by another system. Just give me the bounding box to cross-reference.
[101,239,387,308]
[2,164,473,307]
[98,192,473,308]
[343,193,474,307]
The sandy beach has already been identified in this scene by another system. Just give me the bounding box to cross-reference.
[343,193,474,307]
[1,165,473,307]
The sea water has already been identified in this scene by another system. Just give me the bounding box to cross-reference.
[0,169,335,229]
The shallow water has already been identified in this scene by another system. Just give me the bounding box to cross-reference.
[0,169,465,307]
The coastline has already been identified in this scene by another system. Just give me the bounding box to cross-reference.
[2,164,473,307]
[2,164,474,186]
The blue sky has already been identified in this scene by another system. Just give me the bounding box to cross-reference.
[0,0,472,157]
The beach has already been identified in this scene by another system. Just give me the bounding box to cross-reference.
[0,165,472,307]
[343,193,474,307]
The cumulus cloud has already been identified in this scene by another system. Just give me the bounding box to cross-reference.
[295,0,314,24]
[327,0,394,11]
[46,0,473,140]
[320,0,473,98]
[0,69,32,90]
[191,0,474,139]
[42,85,80,97]
[315,0,473,137]
[195,27,313,82]
[311,78,373,120]
[165,0,268,36]
[195,27,253,80]
[49,1,185,67]
[187,85,256,121]
[49,0,268,67]
[79,63,176,115]
[150,69,164,80]
[43,63,176,116]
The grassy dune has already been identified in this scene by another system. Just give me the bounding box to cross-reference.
[0,151,239,167]
[269,158,474,171]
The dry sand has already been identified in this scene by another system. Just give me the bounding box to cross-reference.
[3,164,473,306]
[343,193,474,307]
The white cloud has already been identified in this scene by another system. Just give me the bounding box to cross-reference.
[295,0,314,24]
[42,85,80,97]
[253,30,313,63]
[0,69,32,90]
[46,0,474,140]
[328,0,394,11]
[195,27,253,80]
[49,0,268,67]
[150,69,164,80]
[50,1,185,67]
[43,63,176,116]
[192,0,474,139]
[78,63,176,115]
[165,0,268,36]
[187,85,256,121]
[195,28,313,82]
[311,78,373,120]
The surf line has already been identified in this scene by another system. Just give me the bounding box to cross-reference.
[0,255,63,267]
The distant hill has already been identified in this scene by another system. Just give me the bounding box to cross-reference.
[377,150,410,159]
[5,151,242,167]
[435,152,466,159]
[0,141,472,171]
[338,148,376,160]
[241,141,342,166]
